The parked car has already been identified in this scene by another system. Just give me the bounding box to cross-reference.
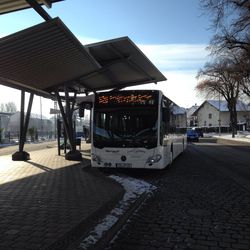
[192,127,204,137]
[187,129,199,142]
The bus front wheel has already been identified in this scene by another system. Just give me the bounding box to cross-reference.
[168,151,173,167]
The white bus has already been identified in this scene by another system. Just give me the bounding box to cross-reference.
[90,90,187,169]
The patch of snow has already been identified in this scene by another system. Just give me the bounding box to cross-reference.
[77,175,157,249]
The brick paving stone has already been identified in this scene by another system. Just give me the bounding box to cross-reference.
[233,243,250,249]
[219,242,231,248]
[105,144,250,250]
[0,145,124,249]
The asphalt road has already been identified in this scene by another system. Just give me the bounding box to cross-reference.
[192,141,250,192]
[104,141,250,250]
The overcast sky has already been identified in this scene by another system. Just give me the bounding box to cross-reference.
[0,0,213,117]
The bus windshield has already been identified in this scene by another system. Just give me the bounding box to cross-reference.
[93,107,158,149]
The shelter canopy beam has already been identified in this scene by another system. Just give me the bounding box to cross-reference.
[99,78,158,92]
[41,0,52,8]
[107,43,156,84]
[25,0,52,21]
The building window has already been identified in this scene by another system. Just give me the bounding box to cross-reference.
[208,113,212,119]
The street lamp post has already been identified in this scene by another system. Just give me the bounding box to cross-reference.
[40,96,43,138]
[218,94,221,136]
[0,115,2,143]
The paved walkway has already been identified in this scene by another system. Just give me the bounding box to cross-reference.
[0,144,124,250]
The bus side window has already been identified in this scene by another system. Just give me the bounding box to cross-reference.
[160,107,168,145]
[160,121,165,145]
[162,107,170,134]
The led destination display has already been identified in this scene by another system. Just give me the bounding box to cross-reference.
[95,91,158,106]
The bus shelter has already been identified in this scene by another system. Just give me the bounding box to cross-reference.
[0,4,166,161]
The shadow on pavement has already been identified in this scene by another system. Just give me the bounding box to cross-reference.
[0,159,124,250]
[26,161,54,172]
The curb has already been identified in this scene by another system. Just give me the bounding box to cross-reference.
[48,167,125,250]
[93,192,149,250]
[199,136,250,146]
[215,137,250,146]
[199,137,217,143]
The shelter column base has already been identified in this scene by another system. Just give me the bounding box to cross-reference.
[12,151,30,161]
[65,150,83,161]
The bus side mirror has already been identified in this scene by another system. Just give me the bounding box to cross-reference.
[79,102,92,117]
[79,104,85,117]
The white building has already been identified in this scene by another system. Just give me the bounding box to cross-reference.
[193,100,250,131]
[8,112,53,138]
[0,112,13,142]
[172,105,187,129]
[186,104,199,127]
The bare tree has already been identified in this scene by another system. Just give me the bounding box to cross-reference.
[28,127,36,142]
[201,0,250,54]
[0,103,5,112]
[236,50,250,96]
[0,102,17,113]
[201,0,250,96]
[200,0,250,123]
[5,102,17,113]
[196,57,242,137]
[0,128,3,143]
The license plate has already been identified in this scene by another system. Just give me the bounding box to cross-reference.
[116,163,132,168]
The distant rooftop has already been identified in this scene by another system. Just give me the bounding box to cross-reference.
[207,100,250,112]
[172,105,186,115]
[13,111,49,120]
[186,104,199,117]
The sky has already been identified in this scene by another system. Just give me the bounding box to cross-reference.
[0,0,213,117]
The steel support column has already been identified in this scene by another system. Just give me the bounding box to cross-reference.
[55,88,82,161]
[12,91,34,161]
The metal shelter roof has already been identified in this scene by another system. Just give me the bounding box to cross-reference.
[82,37,166,91]
[0,17,100,97]
[0,0,63,14]
[0,18,166,98]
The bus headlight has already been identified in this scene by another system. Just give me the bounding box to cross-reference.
[146,154,162,164]
[92,154,101,163]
